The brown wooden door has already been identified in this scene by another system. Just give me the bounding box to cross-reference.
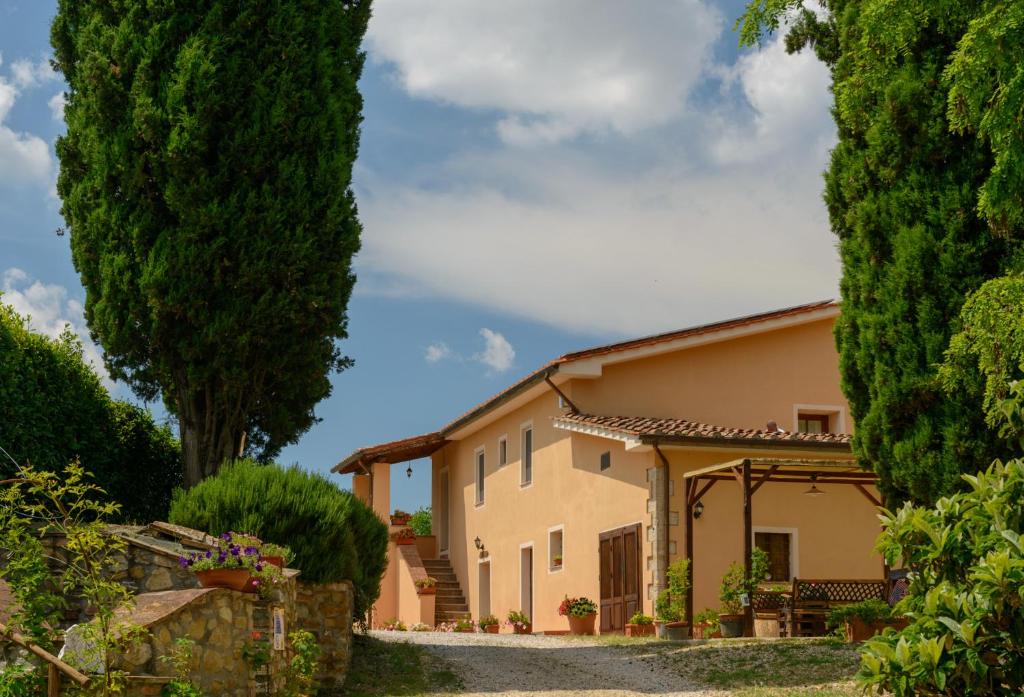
[599,524,641,633]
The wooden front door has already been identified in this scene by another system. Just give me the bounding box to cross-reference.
[599,524,641,633]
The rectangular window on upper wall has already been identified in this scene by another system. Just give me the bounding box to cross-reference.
[548,527,563,572]
[521,426,533,486]
[498,436,508,467]
[475,448,485,505]
[797,413,830,434]
[600,451,611,471]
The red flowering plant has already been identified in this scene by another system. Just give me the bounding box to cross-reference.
[558,596,597,617]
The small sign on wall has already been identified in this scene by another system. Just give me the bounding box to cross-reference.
[273,607,286,651]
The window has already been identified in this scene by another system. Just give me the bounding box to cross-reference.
[797,413,830,434]
[521,425,533,486]
[600,451,611,471]
[548,526,564,572]
[475,448,485,505]
[755,531,792,581]
[498,436,508,467]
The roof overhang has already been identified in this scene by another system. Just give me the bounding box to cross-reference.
[333,432,449,474]
[683,457,873,483]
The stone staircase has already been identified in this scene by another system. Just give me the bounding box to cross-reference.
[422,558,471,624]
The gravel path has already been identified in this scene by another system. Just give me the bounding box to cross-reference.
[371,630,716,696]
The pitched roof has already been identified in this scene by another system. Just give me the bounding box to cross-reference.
[333,432,448,474]
[335,300,840,470]
[553,412,852,450]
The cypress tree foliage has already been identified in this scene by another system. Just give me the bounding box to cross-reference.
[168,459,388,617]
[51,0,371,486]
[738,1,1024,504]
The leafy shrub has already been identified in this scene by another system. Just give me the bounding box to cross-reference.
[478,615,499,629]
[409,507,432,536]
[506,610,530,629]
[381,619,406,631]
[858,456,1024,695]
[720,549,769,615]
[168,459,387,616]
[0,302,181,522]
[629,612,653,626]
[655,558,691,622]
[695,608,720,633]
[827,600,894,630]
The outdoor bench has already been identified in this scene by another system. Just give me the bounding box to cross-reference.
[779,578,887,637]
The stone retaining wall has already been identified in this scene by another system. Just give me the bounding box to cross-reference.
[295,581,354,688]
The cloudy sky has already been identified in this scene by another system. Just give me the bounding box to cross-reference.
[0,0,836,511]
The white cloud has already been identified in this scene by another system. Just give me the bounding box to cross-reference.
[48,91,66,122]
[10,57,57,88]
[1,268,111,386]
[0,59,54,187]
[474,329,515,373]
[357,17,839,335]
[367,0,722,144]
[424,342,452,363]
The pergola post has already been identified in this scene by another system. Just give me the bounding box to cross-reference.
[742,459,753,637]
[684,478,695,629]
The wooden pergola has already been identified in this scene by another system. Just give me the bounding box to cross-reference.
[682,457,882,635]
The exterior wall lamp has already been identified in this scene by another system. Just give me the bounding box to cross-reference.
[474,536,483,550]
[693,500,704,519]
[406,464,413,478]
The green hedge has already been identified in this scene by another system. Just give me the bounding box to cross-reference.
[168,459,387,616]
[0,301,181,522]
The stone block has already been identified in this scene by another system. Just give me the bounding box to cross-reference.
[145,567,173,591]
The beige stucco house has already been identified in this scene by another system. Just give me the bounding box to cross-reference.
[335,301,885,633]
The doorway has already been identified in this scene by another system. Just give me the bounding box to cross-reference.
[520,545,533,621]
[599,524,641,633]
[479,561,491,618]
[439,467,450,556]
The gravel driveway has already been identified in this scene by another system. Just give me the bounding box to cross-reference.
[371,630,714,696]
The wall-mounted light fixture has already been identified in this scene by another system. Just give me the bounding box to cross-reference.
[474,536,483,550]
[693,500,705,519]
[406,464,413,478]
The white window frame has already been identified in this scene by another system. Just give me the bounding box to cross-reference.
[752,526,799,581]
[792,404,847,434]
[520,421,534,488]
[498,434,508,467]
[474,446,485,507]
[547,524,564,574]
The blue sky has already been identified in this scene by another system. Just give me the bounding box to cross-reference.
[0,0,837,514]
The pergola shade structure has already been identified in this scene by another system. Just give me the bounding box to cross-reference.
[682,458,882,635]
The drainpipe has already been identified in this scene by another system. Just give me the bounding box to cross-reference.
[653,444,671,602]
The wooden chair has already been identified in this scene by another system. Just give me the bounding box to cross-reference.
[787,579,888,637]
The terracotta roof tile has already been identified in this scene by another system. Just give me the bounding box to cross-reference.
[553,412,852,447]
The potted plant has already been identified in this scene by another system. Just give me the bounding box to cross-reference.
[479,615,500,634]
[453,618,475,633]
[179,531,263,592]
[692,608,721,639]
[415,577,437,595]
[718,549,769,638]
[827,599,905,642]
[506,610,532,635]
[654,559,691,640]
[625,612,655,637]
[259,542,293,568]
[381,618,407,631]
[390,528,416,545]
[391,509,412,526]
[553,554,563,568]
[559,596,598,635]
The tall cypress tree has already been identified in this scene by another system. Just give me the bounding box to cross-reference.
[738,1,1023,504]
[52,1,371,486]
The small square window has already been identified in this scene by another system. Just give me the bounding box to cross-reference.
[797,413,830,434]
[548,528,564,571]
[600,451,611,471]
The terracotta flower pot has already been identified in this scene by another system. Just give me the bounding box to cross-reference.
[390,516,410,526]
[455,627,475,633]
[395,537,415,546]
[483,625,499,634]
[262,556,284,568]
[625,623,655,637]
[567,612,597,636]
[718,614,744,638]
[417,586,436,595]
[512,624,532,635]
[196,568,253,592]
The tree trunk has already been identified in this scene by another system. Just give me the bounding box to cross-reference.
[178,381,247,488]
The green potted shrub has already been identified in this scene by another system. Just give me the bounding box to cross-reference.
[626,612,655,637]
[479,614,500,634]
[506,609,531,635]
[414,576,437,595]
[827,599,904,643]
[381,618,407,631]
[259,542,293,568]
[718,549,769,638]
[654,558,690,640]
[693,608,721,639]
[559,596,598,635]
[453,618,475,633]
